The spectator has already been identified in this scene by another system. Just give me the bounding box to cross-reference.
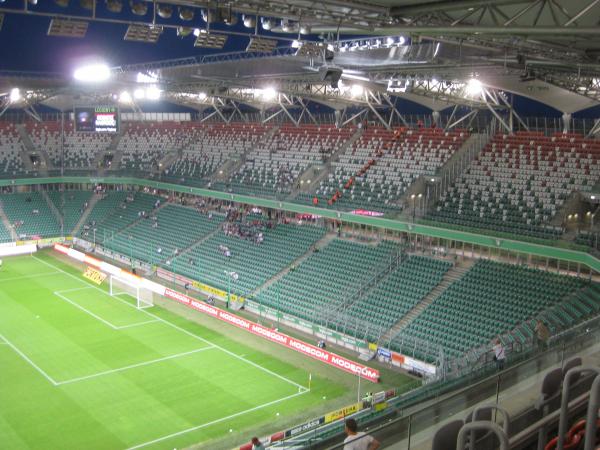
[251,437,265,450]
[534,320,550,348]
[343,418,379,450]
[493,339,506,370]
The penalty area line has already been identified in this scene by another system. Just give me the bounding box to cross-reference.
[125,390,309,450]
[55,346,216,386]
[34,255,309,392]
[0,333,59,386]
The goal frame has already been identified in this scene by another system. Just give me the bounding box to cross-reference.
[109,274,154,309]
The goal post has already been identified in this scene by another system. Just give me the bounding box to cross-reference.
[109,274,154,309]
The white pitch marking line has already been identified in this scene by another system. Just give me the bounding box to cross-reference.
[34,255,308,392]
[53,290,159,330]
[115,319,160,330]
[0,271,61,282]
[0,333,58,386]
[53,290,119,330]
[56,346,215,386]
[126,390,309,450]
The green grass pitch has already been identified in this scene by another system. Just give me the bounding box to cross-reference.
[0,252,352,450]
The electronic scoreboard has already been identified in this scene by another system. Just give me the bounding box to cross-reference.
[74,106,119,133]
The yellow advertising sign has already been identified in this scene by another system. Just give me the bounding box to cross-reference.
[191,280,245,304]
[83,266,107,285]
[324,402,363,424]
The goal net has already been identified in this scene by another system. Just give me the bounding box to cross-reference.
[109,274,154,309]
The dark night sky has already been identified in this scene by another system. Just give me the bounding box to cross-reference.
[1,1,598,117]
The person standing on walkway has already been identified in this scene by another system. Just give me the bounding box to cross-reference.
[493,339,506,371]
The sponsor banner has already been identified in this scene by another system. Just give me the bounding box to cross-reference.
[350,209,385,217]
[284,417,325,438]
[377,348,392,359]
[372,391,386,404]
[0,243,37,257]
[56,244,379,382]
[403,355,437,375]
[157,267,245,304]
[391,352,405,364]
[83,266,107,285]
[324,402,363,424]
[17,236,69,247]
[163,288,379,382]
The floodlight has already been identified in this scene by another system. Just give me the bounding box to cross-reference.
[466,78,482,96]
[300,24,311,35]
[74,63,110,82]
[177,26,193,37]
[291,40,301,49]
[136,71,157,83]
[261,17,276,30]
[591,195,596,200]
[105,0,123,13]
[398,36,406,45]
[54,0,69,7]
[28,0,38,5]
[48,18,88,37]
[242,14,255,28]
[193,28,201,37]
[350,85,364,97]
[198,92,207,100]
[124,24,162,43]
[247,37,278,53]
[146,86,161,100]
[157,4,173,19]
[385,37,395,46]
[80,0,93,10]
[179,7,194,21]
[130,0,148,16]
[9,88,20,103]
[134,88,145,99]
[260,87,277,102]
[194,32,228,49]
[119,91,132,103]
[281,20,296,33]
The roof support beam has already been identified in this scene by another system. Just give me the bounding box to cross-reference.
[391,0,529,16]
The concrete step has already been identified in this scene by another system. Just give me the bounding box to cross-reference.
[40,190,64,234]
[72,192,102,235]
[381,258,475,341]
[251,232,337,296]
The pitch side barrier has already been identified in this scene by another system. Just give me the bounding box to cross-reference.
[53,244,380,383]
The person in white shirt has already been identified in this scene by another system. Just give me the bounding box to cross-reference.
[343,418,380,450]
[493,339,506,370]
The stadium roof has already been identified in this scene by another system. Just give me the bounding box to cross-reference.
[0,0,599,115]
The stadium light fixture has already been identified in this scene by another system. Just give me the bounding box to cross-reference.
[124,24,162,43]
[119,91,132,103]
[260,87,278,102]
[136,71,157,83]
[54,0,69,7]
[261,17,277,31]
[194,31,228,49]
[177,26,193,38]
[198,92,207,100]
[157,4,173,19]
[179,7,194,21]
[242,14,255,28]
[133,88,145,99]
[466,78,483,96]
[299,24,311,35]
[247,37,278,53]
[145,85,161,100]
[130,0,148,16]
[73,63,110,82]
[48,18,88,37]
[350,84,364,98]
[106,0,123,13]
[9,88,21,103]
[385,37,395,46]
